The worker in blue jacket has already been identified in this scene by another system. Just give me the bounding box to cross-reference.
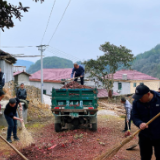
[71,63,85,85]
[132,84,160,160]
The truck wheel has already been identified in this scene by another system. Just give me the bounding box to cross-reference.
[91,123,97,131]
[55,123,61,132]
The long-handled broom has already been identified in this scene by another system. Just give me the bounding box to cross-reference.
[17,108,34,146]
[94,112,160,160]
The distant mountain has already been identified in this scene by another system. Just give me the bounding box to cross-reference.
[15,60,34,70]
[27,56,73,74]
[132,44,160,79]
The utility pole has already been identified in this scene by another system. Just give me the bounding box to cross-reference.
[37,45,49,103]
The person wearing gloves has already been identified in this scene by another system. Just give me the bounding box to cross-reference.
[132,84,160,160]
[4,98,23,143]
[121,97,132,132]
[71,63,85,85]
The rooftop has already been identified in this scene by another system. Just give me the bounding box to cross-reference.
[97,89,119,98]
[0,49,17,64]
[29,68,72,83]
[14,71,31,76]
[112,70,159,80]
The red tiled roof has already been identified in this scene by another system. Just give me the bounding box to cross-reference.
[29,68,72,82]
[97,89,119,98]
[14,71,31,76]
[112,70,158,80]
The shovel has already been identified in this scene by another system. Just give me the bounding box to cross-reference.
[126,144,138,150]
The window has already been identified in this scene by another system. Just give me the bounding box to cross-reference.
[43,90,46,95]
[133,83,136,87]
[140,83,144,85]
[118,82,122,90]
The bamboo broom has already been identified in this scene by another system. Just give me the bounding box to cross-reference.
[94,112,160,160]
[17,108,34,146]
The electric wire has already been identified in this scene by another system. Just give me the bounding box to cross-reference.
[48,0,72,44]
[46,48,81,63]
[48,46,81,62]
[41,0,57,44]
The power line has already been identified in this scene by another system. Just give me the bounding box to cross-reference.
[46,48,81,62]
[41,0,57,44]
[48,46,81,61]
[48,0,72,44]
[1,46,37,48]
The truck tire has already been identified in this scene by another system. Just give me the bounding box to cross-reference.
[91,123,97,131]
[55,123,61,132]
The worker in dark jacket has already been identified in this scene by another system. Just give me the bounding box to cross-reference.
[71,63,85,85]
[4,98,23,143]
[16,83,28,109]
[132,84,160,160]
[0,90,5,115]
[0,68,5,90]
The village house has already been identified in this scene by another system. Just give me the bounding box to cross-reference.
[29,68,118,98]
[0,50,17,83]
[14,71,31,86]
[112,70,160,95]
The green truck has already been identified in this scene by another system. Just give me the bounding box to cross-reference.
[51,88,98,132]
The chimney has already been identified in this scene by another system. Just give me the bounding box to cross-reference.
[122,74,127,80]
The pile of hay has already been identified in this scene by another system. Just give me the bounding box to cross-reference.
[27,98,53,122]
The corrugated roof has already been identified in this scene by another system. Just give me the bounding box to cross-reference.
[112,70,159,80]
[97,89,119,98]
[14,71,31,76]
[29,68,72,82]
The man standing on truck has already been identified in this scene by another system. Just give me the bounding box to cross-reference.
[121,97,132,132]
[132,84,160,160]
[71,63,85,85]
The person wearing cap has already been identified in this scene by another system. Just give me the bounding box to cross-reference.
[4,98,23,143]
[132,84,160,160]
[0,90,5,115]
[121,97,132,132]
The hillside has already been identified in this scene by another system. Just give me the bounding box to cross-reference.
[15,60,34,70]
[27,56,73,74]
[132,44,160,79]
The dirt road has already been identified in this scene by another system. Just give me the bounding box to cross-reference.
[0,114,155,160]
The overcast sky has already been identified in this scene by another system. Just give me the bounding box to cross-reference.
[1,0,160,63]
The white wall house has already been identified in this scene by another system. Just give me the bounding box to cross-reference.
[14,71,31,86]
[0,50,17,83]
[29,68,98,96]
[111,70,160,95]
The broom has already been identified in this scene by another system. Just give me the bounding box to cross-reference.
[94,112,160,160]
[17,108,34,146]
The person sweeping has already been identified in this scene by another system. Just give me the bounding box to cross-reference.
[132,84,160,160]
[4,98,23,143]
[121,97,132,133]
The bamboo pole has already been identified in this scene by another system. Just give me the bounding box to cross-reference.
[0,135,28,160]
